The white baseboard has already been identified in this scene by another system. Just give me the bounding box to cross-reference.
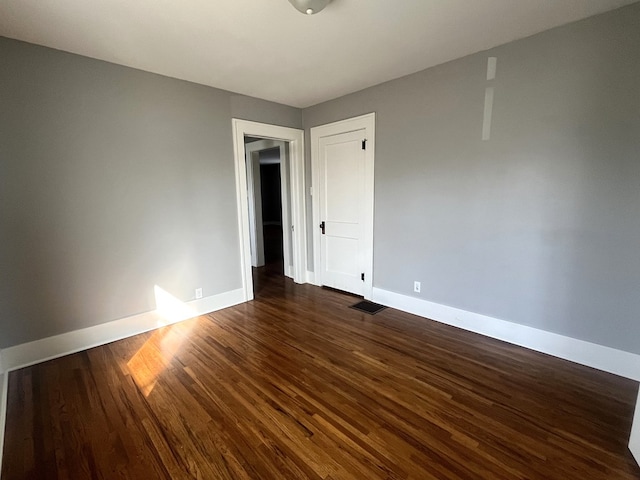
[372,287,640,382]
[372,288,640,461]
[2,285,639,469]
[0,287,246,475]
[0,287,245,375]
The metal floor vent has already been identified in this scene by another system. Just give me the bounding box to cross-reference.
[350,300,386,315]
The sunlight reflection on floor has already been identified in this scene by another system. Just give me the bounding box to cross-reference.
[126,286,197,396]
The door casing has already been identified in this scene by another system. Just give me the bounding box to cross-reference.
[232,120,306,301]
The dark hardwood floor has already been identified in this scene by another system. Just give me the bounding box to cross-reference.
[2,267,639,479]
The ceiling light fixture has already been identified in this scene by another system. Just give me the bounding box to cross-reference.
[288,0,332,15]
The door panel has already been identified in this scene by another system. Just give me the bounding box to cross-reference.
[325,236,359,292]
[325,145,360,222]
[319,129,366,295]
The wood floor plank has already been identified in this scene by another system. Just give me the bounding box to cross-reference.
[2,265,639,479]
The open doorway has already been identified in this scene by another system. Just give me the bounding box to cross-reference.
[232,120,306,302]
[243,137,293,284]
[260,161,283,266]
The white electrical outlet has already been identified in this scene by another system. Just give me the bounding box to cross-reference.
[414,281,421,293]
[195,288,203,299]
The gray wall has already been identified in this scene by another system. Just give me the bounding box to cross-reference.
[0,37,301,348]
[231,95,302,129]
[303,4,640,354]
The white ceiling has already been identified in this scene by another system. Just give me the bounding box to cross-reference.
[0,0,636,108]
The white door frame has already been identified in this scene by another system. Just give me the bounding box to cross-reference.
[232,120,306,301]
[311,113,376,299]
[245,142,265,268]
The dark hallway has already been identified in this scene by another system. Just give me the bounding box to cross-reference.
[259,161,284,269]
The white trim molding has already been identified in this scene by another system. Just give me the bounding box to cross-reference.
[372,287,640,381]
[0,288,244,374]
[630,390,640,463]
[0,372,6,475]
[232,120,307,300]
[0,351,4,474]
[306,270,320,286]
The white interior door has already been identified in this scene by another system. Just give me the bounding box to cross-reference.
[311,113,375,298]
[319,130,366,294]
